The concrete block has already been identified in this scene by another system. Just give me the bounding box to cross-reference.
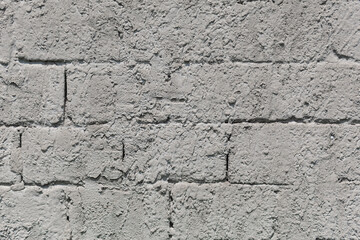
[13,0,352,64]
[0,1,13,64]
[229,123,360,185]
[0,186,71,239]
[0,127,20,184]
[20,123,230,185]
[67,62,360,125]
[171,182,360,239]
[67,183,169,240]
[0,64,64,125]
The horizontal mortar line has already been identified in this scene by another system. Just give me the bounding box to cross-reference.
[3,178,360,190]
[23,181,84,188]
[225,117,360,125]
[0,121,109,129]
[0,179,291,190]
[332,49,360,64]
[16,57,124,66]
[135,118,360,126]
[0,120,64,128]
[5,57,360,68]
[231,182,291,186]
[166,179,291,186]
[0,181,87,189]
[229,57,360,66]
[68,120,112,127]
[0,182,84,189]
[1,117,360,129]
[178,56,360,66]
[17,58,86,66]
[229,58,323,65]
[13,57,307,66]
[0,182,14,187]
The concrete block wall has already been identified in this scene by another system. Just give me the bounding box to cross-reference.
[0,0,359,239]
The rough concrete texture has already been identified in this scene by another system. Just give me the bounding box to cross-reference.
[0,64,64,125]
[0,127,20,184]
[67,62,360,124]
[171,182,360,239]
[67,183,169,239]
[19,123,230,186]
[0,0,360,239]
[229,123,360,185]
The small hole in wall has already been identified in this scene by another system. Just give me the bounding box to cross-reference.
[117,30,123,39]
[330,133,335,140]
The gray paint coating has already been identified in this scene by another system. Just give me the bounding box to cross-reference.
[0,0,360,239]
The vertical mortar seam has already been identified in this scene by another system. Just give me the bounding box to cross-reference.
[168,188,174,239]
[225,130,232,182]
[122,140,125,161]
[63,67,67,125]
[225,150,230,182]
[18,131,22,148]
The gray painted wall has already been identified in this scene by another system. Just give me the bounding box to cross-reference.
[0,0,360,239]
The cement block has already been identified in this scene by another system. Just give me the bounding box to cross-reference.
[0,64,64,125]
[67,183,169,240]
[67,62,360,125]
[229,124,360,185]
[0,1,13,64]
[20,123,230,185]
[0,127,20,184]
[0,186,71,239]
[13,0,353,64]
[171,182,360,239]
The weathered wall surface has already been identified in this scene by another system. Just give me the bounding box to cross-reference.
[0,0,359,239]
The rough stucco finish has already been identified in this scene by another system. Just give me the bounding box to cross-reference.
[0,0,360,239]
[19,123,230,186]
[10,0,358,64]
[229,123,360,185]
[171,182,360,239]
[0,1,13,64]
[0,64,64,125]
[0,186,71,239]
[67,62,360,125]
[0,127,20,184]
[67,183,169,239]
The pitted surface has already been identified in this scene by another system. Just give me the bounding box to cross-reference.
[0,0,360,239]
